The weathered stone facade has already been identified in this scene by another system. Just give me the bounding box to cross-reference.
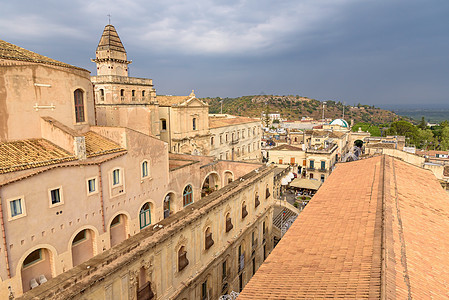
[18,165,274,300]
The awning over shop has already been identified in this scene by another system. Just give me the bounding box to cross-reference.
[289,178,322,190]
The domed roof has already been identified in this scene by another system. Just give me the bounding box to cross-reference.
[330,119,349,128]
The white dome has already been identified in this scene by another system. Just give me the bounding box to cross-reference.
[330,119,349,128]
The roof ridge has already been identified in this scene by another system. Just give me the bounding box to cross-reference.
[0,39,87,71]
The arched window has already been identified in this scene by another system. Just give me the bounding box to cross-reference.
[99,89,105,101]
[225,212,233,232]
[178,246,189,271]
[205,227,214,250]
[265,185,271,199]
[139,203,151,229]
[74,89,85,123]
[164,193,173,218]
[193,118,197,130]
[183,185,193,206]
[255,192,260,208]
[211,136,214,146]
[120,89,125,100]
[242,201,248,219]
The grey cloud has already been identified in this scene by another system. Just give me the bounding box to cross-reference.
[0,0,448,107]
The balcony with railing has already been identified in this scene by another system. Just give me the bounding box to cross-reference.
[230,138,239,145]
[306,143,338,154]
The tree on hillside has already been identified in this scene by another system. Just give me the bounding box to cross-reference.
[418,116,427,130]
[387,120,419,145]
[439,126,449,150]
[263,101,271,127]
[417,129,435,149]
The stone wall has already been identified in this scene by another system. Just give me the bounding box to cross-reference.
[18,165,275,300]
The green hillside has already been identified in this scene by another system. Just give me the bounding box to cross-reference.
[202,95,401,125]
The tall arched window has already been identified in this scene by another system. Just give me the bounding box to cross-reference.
[193,118,197,130]
[139,203,151,229]
[74,89,85,123]
[183,185,193,206]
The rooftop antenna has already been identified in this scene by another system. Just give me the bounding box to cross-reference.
[107,14,111,25]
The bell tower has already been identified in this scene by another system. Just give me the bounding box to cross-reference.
[92,24,131,76]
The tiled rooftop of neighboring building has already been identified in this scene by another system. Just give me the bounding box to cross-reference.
[155,95,189,106]
[416,150,449,157]
[0,39,85,71]
[84,131,125,157]
[0,132,125,174]
[209,116,260,128]
[0,139,75,174]
[239,155,449,299]
[270,144,303,151]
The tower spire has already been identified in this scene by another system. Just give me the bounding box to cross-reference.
[91,24,131,76]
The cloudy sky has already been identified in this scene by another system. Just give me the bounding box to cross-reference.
[1,0,448,108]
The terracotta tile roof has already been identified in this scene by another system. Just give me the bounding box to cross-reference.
[84,131,125,157]
[0,39,86,71]
[96,24,126,53]
[156,95,190,106]
[239,155,449,299]
[209,116,260,128]
[0,139,75,174]
[366,142,396,149]
[270,144,303,151]
[329,131,346,138]
[0,132,124,174]
[416,150,448,157]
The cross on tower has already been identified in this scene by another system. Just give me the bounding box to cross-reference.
[107,14,111,24]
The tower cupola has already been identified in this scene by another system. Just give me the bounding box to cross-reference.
[92,24,131,76]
